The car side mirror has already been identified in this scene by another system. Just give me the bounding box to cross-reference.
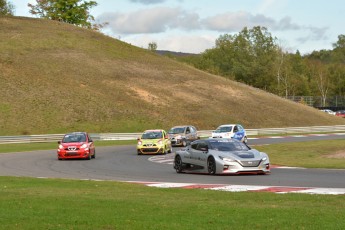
[57,141,61,144]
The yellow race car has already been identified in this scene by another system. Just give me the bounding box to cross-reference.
[137,129,172,155]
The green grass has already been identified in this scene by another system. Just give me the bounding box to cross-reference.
[1,16,344,136]
[1,176,344,230]
[255,139,345,169]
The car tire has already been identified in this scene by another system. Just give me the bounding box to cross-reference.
[163,147,167,155]
[174,155,183,173]
[168,145,172,153]
[92,150,96,159]
[86,153,91,160]
[207,157,216,175]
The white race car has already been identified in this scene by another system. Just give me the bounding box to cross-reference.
[173,138,270,175]
[211,124,247,143]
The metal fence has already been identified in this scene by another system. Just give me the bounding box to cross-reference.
[286,96,345,108]
[1,125,345,144]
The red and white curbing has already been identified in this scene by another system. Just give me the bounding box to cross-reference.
[130,181,345,195]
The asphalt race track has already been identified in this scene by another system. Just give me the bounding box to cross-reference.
[0,134,345,189]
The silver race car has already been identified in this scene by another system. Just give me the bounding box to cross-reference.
[173,138,270,175]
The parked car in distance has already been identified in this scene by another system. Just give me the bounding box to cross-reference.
[168,125,199,147]
[335,110,345,118]
[211,124,247,143]
[320,109,336,115]
[173,138,270,175]
[137,129,172,155]
[57,132,95,160]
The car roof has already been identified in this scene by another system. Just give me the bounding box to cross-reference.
[197,138,240,143]
[171,125,193,128]
[65,132,87,135]
[217,124,237,127]
[144,129,164,132]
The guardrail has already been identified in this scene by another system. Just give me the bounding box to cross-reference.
[1,125,345,144]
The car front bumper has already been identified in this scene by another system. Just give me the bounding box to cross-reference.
[57,149,90,159]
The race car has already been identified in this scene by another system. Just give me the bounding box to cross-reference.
[168,125,198,147]
[57,132,95,160]
[173,138,270,175]
[137,129,172,155]
[211,124,247,143]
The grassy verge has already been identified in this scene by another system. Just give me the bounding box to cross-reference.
[1,176,344,230]
[254,139,345,169]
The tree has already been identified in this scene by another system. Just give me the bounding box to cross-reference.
[148,42,157,52]
[28,0,98,29]
[0,0,14,16]
[332,34,345,63]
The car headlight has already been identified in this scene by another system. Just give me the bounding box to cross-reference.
[58,144,64,149]
[80,144,89,149]
[137,140,142,145]
[175,135,182,139]
[157,140,163,145]
[219,156,235,162]
[262,157,267,161]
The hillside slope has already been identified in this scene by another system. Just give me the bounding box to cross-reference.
[1,16,344,135]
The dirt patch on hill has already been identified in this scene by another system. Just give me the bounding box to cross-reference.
[325,151,345,159]
[128,86,166,106]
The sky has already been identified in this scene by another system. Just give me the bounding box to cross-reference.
[10,0,345,54]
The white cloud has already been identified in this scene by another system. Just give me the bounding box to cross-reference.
[98,7,200,34]
[124,34,216,53]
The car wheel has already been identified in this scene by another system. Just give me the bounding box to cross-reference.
[86,153,91,160]
[207,157,216,175]
[174,155,183,173]
[182,139,187,147]
[92,150,96,159]
[58,158,62,161]
[168,144,172,153]
[163,147,167,155]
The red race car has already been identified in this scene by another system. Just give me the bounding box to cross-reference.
[335,110,345,118]
[57,132,95,160]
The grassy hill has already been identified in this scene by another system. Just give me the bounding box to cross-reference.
[0,16,344,135]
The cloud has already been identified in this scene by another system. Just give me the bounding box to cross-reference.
[125,34,216,53]
[201,11,302,32]
[201,11,329,45]
[98,7,200,34]
[296,26,329,44]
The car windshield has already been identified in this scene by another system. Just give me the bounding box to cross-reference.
[168,127,185,134]
[141,131,163,139]
[214,126,232,133]
[62,133,86,143]
[209,140,249,151]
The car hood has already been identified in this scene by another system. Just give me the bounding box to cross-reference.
[213,149,264,160]
[61,142,85,147]
[140,139,161,144]
[168,133,183,138]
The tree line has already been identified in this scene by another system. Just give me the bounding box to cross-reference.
[177,27,345,107]
[1,0,103,29]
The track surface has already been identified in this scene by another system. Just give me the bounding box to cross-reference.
[0,134,344,189]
